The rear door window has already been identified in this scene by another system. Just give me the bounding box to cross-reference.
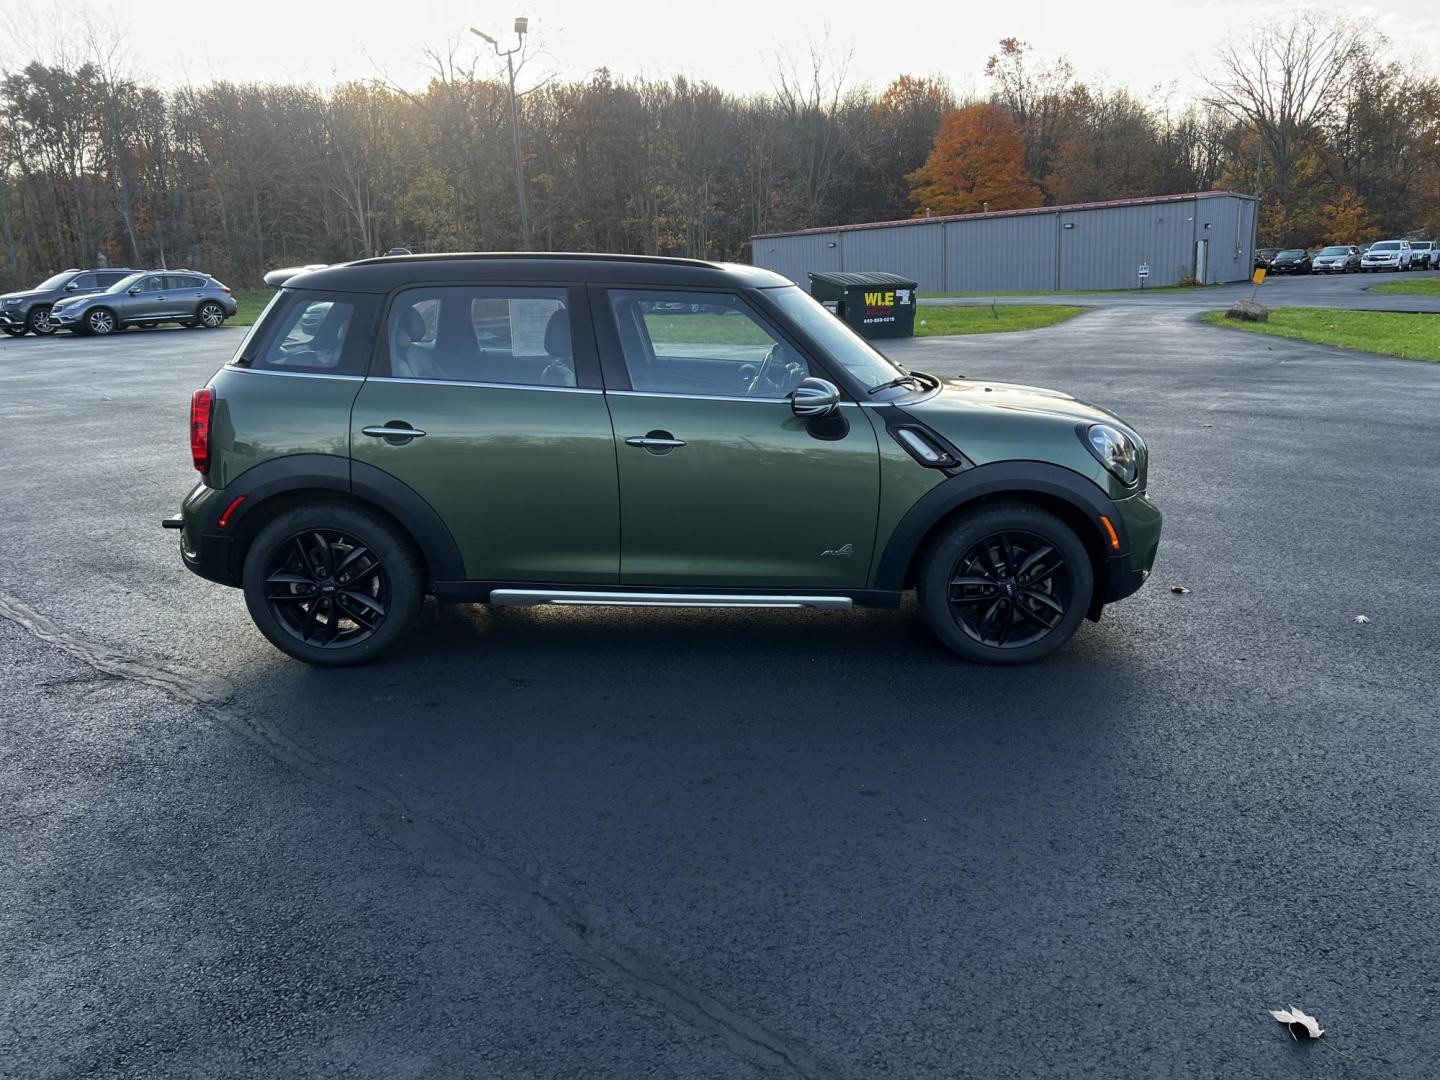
[385,286,577,387]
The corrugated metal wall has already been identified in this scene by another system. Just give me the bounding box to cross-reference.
[945,215,1056,291]
[753,195,1258,292]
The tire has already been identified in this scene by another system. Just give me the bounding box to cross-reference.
[85,307,118,335]
[1,325,24,337]
[28,305,55,335]
[917,502,1094,665]
[140,321,159,329]
[196,301,227,328]
[242,501,424,667]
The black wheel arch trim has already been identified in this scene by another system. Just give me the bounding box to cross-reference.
[195,453,465,586]
[871,460,1127,593]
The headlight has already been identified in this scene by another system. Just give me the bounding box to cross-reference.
[2,298,18,307]
[1082,423,1140,485]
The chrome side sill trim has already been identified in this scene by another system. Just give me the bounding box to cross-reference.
[489,589,853,610]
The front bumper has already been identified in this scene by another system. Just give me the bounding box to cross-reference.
[48,308,81,326]
[1105,491,1162,604]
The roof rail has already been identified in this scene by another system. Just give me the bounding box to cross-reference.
[345,251,721,270]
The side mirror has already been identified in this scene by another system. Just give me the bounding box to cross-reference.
[127,286,141,295]
[790,377,841,418]
[64,282,78,291]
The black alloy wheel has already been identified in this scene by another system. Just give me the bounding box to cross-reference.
[948,530,1073,649]
[918,502,1094,664]
[263,529,390,650]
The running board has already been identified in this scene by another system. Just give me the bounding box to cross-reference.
[489,589,852,611]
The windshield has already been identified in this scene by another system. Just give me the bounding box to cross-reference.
[1371,242,1399,252]
[763,285,905,390]
[1278,249,1305,258]
[34,271,76,291]
[105,272,145,293]
[1319,246,1348,255]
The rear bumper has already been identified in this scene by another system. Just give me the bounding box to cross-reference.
[171,483,237,586]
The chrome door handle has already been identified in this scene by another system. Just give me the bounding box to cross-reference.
[625,436,686,448]
[362,425,427,439]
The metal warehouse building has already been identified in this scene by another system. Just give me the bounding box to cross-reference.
[751,191,1258,293]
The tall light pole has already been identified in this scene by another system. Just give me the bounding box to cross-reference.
[471,18,531,250]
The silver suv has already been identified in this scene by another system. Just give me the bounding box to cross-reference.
[49,270,238,335]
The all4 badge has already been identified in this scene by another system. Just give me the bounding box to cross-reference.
[820,543,855,558]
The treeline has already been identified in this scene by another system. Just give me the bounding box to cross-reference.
[1,17,1437,291]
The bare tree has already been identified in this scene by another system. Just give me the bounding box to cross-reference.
[1205,12,1374,205]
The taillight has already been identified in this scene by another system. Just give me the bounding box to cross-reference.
[190,387,214,472]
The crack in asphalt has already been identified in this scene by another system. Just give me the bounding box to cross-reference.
[0,589,831,1079]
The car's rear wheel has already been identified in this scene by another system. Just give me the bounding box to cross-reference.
[196,301,227,328]
[242,502,424,666]
[85,307,117,335]
[918,502,1093,664]
[28,305,55,335]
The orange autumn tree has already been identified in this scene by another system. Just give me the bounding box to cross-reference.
[907,104,1044,215]
[1320,187,1376,242]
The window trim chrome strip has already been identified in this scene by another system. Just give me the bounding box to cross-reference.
[366,377,602,394]
[604,389,858,407]
[225,365,363,381]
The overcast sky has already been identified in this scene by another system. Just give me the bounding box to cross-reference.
[5,0,1436,98]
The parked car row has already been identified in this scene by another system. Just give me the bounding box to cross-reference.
[0,267,237,337]
[1255,239,1437,275]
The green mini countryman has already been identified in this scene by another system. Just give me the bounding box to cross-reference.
[165,254,1161,666]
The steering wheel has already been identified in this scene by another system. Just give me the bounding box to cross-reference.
[745,344,778,395]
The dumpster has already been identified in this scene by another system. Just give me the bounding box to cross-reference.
[807,271,919,340]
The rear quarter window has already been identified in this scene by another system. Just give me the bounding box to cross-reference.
[234,289,379,376]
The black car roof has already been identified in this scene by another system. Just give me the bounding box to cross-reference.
[280,253,793,293]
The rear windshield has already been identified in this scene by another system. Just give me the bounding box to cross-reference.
[1319,246,1348,255]
[1370,242,1400,252]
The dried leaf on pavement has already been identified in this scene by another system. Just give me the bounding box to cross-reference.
[1269,1006,1324,1039]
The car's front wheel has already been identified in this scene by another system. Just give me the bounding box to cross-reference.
[85,307,118,335]
[918,502,1094,664]
[242,502,424,666]
[28,305,56,335]
[1,324,24,337]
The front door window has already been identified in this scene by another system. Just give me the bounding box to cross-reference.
[606,290,808,399]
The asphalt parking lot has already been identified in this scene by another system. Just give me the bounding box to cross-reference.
[2,302,1439,1079]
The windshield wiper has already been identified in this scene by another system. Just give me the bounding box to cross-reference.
[867,373,924,395]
